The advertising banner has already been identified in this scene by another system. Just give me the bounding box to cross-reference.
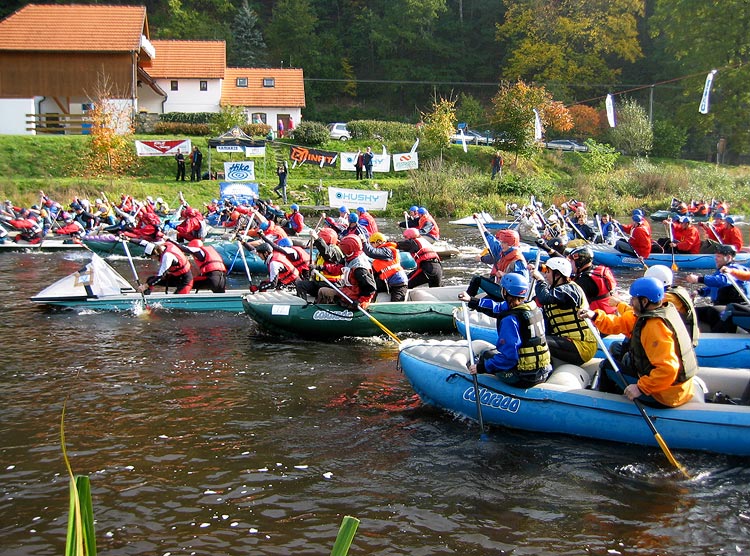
[223,161,255,181]
[216,145,245,152]
[289,146,338,167]
[328,187,389,211]
[135,139,191,157]
[245,146,266,157]
[219,182,259,204]
[372,153,391,173]
[392,152,419,172]
[340,152,359,171]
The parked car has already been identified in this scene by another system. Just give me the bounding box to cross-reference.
[544,139,588,152]
[327,122,351,141]
[450,129,492,145]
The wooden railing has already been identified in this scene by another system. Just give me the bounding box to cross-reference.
[26,113,92,134]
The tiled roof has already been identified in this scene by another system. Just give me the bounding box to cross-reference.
[0,4,147,52]
[144,40,225,79]
[222,68,305,108]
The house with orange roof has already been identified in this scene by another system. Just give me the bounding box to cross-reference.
[0,4,306,135]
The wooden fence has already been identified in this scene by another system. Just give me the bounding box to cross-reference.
[26,113,92,134]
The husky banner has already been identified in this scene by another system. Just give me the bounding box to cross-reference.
[135,139,191,157]
[219,182,259,204]
[340,152,359,171]
[290,146,338,167]
[224,161,255,181]
[392,152,419,171]
[328,187,389,211]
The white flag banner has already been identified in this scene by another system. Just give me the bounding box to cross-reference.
[223,161,255,181]
[135,139,191,157]
[328,187,389,211]
[460,129,468,152]
[372,153,391,173]
[245,146,266,157]
[606,94,616,128]
[392,152,419,172]
[410,138,419,153]
[533,109,543,140]
[699,70,717,114]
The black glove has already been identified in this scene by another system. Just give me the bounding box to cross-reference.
[146,275,160,286]
[535,237,546,247]
[350,300,360,310]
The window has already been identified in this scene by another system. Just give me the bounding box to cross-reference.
[200,80,208,91]
[236,77,248,87]
[251,113,267,124]
[263,78,275,88]
[170,80,178,91]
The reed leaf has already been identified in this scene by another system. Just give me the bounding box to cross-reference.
[330,515,360,556]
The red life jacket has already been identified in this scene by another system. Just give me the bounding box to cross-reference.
[340,254,374,306]
[413,237,440,264]
[164,243,191,277]
[197,245,226,274]
[270,251,299,284]
[587,265,617,314]
[419,214,440,239]
[288,245,311,273]
[371,242,404,280]
[491,248,525,278]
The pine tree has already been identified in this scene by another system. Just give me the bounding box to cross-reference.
[229,0,267,68]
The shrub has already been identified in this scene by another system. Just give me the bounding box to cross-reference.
[153,122,212,136]
[291,121,330,145]
[347,120,417,142]
[578,140,620,174]
[652,120,688,159]
[160,112,216,124]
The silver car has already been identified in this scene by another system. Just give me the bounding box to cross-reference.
[544,139,588,152]
[327,122,351,141]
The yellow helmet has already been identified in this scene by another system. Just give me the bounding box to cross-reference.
[369,232,387,244]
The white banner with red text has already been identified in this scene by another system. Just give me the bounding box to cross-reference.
[135,139,192,157]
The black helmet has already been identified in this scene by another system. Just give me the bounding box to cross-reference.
[547,236,565,255]
[569,245,593,265]
[255,242,272,254]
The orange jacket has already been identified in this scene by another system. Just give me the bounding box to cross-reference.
[675,225,700,253]
[592,308,695,407]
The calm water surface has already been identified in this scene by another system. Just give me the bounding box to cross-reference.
[1,219,748,555]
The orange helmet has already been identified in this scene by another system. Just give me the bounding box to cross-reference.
[402,228,420,240]
[495,229,520,247]
[188,239,203,248]
[318,228,338,245]
[339,235,363,257]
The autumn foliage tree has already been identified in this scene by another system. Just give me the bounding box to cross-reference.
[420,96,457,151]
[567,104,602,141]
[85,74,136,178]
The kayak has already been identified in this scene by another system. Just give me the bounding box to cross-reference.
[650,210,745,223]
[398,338,750,456]
[520,243,750,270]
[30,254,249,312]
[0,237,84,252]
[242,286,465,339]
[453,307,750,369]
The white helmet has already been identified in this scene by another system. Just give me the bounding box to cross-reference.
[545,256,573,277]
[644,265,673,287]
[548,214,559,222]
[156,197,164,204]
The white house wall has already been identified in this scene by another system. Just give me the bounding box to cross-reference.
[157,78,222,113]
[0,98,36,134]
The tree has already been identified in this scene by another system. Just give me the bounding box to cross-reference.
[420,96,457,151]
[265,0,319,72]
[489,81,572,161]
[229,0,266,67]
[455,93,485,130]
[568,104,603,141]
[606,97,653,156]
[496,0,645,101]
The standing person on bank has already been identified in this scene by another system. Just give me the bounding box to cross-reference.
[363,146,374,179]
[354,149,364,180]
[274,161,288,203]
[190,146,203,182]
[175,149,186,182]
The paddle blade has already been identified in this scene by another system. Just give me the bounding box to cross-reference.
[671,261,679,272]
[655,432,690,479]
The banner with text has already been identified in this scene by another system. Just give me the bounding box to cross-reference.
[135,139,191,157]
[219,182,259,204]
[245,146,266,157]
[290,146,338,167]
[224,161,255,181]
[392,152,419,172]
[328,187,389,211]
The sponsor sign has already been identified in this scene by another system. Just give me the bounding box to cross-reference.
[216,145,245,152]
[340,152,359,171]
[372,153,391,173]
[219,182,259,204]
[289,146,338,167]
[328,187,389,211]
[224,161,255,181]
[245,146,266,157]
[392,152,419,171]
[135,139,191,157]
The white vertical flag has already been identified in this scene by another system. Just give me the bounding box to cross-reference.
[410,138,419,153]
[699,70,717,114]
[533,109,542,141]
[459,129,468,152]
[606,94,616,127]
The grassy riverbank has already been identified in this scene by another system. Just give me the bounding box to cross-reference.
[1,134,749,217]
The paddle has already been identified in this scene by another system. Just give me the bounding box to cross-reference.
[237,214,256,284]
[461,301,485,437]
[526,249,542,301]
[614,221,648,271]
[666,219,678,272]
[121,238,151,313]
[312,270,402,344]
[723,271,750,305]
[594,213,604,243]
[584,318,690,478]
[473,214,493,258]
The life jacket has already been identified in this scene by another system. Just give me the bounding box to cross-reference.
[418,214,440,239]
[664,286,699,346]
[413,237,440,264]
[491,247,525,279]
[288,245,311,274]
[630,304,698,385]
[340,253,373,302]
[164,243,191,277]
[269,251,299,285]
[585,264,617,312]
[370,242,405,281]
[497,302,551,376]
[541,282,595,346]
[197,245,226,275]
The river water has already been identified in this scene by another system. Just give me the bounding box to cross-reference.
[1,219,748,556]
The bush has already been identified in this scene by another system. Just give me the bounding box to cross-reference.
[652,120,688,159]
[578,139,620,174]
[291,121,330,145]
[241,123,272,138]
[160,112,216,124]
[153,122,212,136]
[347,120,417,142]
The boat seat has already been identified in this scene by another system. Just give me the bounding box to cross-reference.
[375,292,392,303]
[543,364,592,390]
[408,289,439,302]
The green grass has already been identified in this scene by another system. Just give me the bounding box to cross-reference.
[1,134,749,217]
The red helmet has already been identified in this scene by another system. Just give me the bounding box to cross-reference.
[403,228,420,239]
[188,239,203,248]
[318,228,338,245]
[495,229,520,247]
[339,235,363,257]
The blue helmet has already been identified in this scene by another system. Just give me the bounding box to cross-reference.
[357,206,365,213]
[679,216,691,224]
[259,221,270,232]
[500,272,529,298]
[418,207,427,215]
[409,205,418,212]
[629,277,664,304]
[290,204,299,211]
[632,214,643,223]
[348,213,359,224]
[726,216,735,225]
[632,209,644,217]
[339,206,348,213]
